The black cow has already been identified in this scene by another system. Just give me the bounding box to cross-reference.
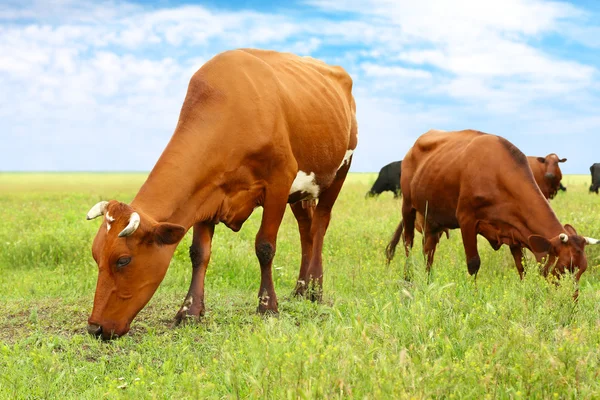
[366,161,402,198]
[590,163,600,194]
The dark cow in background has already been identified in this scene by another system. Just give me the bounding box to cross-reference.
[366,160,402,198]
[590,163,600,194]
[527,154,567,200]
[386,129,599,286]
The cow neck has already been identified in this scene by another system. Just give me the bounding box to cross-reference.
[130,125,225,230]
[509,193,565,246]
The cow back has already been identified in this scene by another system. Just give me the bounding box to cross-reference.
[402,129,540,229]
[191,49,356,181]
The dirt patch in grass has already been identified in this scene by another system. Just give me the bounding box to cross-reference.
[0,289,336,346]
[0,296,185,344]
[0,292,262,344]
[0,298,89,343]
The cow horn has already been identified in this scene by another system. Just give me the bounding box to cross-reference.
[584,237,600,245]
[559,233,568,243]
[87,201,109,220]
[118,212,140,237]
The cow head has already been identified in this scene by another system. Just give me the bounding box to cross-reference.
[536,154,566,183]
[528,224,599,282]
[86,200,186,340]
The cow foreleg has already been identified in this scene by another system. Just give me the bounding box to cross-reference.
[460,222,481,278]
[291,201,314,297]
[255,187,289,315]
[510,245,525,279]
[173,222,214,326]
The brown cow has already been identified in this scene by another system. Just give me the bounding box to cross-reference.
[85,49,358,339]
[386,129,598,283]
[527,154,567,199]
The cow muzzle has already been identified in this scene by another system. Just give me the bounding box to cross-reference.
[87,323,102,337]
[544,173,556,180]
[87,322,126,340]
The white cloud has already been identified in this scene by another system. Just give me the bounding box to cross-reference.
[0,0,599,173]
[307,0,582,38]
[361,63,432,79]
[309,0,599,114]
[398,43,594,80]
[346,0,600,171]
[353,91,456,171]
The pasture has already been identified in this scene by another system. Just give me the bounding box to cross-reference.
[1,172,600,399]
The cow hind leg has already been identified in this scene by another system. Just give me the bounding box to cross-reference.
[385,220,404,264]
[255,186,290,315]
[402,203,417,257]
[290,201,315,297]
[423,231,440,273]
[302,162,350,302]
[173,222,214,326]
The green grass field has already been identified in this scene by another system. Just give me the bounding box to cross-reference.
[1,172,600,399]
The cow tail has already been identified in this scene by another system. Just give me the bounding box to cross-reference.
[385,220,404,264]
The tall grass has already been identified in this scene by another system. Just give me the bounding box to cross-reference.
[1,173,599,398]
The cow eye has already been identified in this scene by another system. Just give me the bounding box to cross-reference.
[116,257,131,268]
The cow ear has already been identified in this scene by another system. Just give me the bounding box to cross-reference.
[528,235,552,254]
[153,223,186,245]
[564,224,578,236]
[559,158,567,163]
[536,157,546,163]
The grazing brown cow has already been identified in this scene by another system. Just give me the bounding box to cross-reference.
[85,49,358,339]
[527,154,567,199]
[386,129,598,283]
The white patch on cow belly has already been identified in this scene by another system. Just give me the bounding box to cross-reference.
[289,171,320,198]
[338,149,354,170]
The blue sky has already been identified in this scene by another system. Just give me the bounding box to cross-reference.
[1,0,600,173]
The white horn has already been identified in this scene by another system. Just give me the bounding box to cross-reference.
[559,233,568,243]
[584,237,600,245]
[118,212,140,237]
[87,201,109,220]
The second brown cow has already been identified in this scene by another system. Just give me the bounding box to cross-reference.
[386,129,598,282]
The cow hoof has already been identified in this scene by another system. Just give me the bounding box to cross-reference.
[293,280,322,302]
[304,286,323,302]
[171,309,203,328]
[171,314,200,328]
[293,281,307,297]
[256,304,279,316]
[307,292,322,303]
[294,288,322,302]
[467,256,481,276]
